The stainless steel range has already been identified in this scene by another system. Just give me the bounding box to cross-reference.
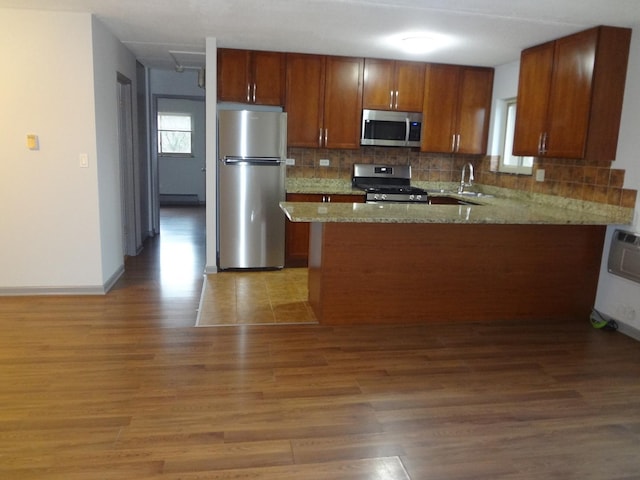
[352,163,429,203]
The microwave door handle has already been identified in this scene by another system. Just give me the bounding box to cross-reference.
[405,118,410,145]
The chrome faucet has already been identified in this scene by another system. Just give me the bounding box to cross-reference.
[458,162,474,194]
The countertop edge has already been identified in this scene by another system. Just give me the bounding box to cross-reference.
[284,178,633,226]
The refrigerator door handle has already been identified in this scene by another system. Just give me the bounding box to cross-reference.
[222,156,282,166]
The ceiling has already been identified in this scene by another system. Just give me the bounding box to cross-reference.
[1,0,638,70]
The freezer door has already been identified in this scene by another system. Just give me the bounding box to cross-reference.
[218,110,286,159]
[218,159,286,269]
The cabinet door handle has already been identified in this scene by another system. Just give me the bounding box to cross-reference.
[395,90,399,109]
[451,134,456,152]
[389,90,393,110]
[542,132,548,154]
[457,134,461,152]
[246,84,251,103]
[318,128,323,147]
[324,129,328,147]
[537,133,544,154]
[252,83,256,103]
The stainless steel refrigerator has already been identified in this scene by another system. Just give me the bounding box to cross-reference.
[217,110,287,269]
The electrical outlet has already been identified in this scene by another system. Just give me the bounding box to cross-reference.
[535,169,545,182]
[319,159,330,167]
[286,158,295,166]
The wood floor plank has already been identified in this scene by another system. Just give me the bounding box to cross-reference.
[1,207,640,479]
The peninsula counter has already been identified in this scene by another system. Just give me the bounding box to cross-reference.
[280,197,632,325]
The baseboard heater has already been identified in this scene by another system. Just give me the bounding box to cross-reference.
[608,229,640,283]
[159,194,200,206]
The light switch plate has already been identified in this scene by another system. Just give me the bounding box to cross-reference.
[286,158,295,166]
[319,159,330,167]
[79,153,89,168]
[536,169,545,182]
[26,134,39,150]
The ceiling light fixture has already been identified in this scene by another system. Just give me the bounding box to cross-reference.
[401,35,436,54]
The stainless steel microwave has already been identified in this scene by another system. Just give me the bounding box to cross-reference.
[360,109,422,147]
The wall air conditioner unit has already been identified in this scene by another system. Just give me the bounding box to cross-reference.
[608,229,640,283]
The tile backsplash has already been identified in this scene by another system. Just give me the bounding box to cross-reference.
[286,146,637,208]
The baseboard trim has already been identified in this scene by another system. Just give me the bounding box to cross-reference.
[0,265,125,296]
[617,321,640,342]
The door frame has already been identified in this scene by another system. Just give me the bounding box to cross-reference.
[150,94,206,235]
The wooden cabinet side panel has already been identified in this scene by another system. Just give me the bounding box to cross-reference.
[284,193,363,267]
[585,26,632,161]
[513,43,554,156]
[313,223,604,325]
[285,54,325,148]
[217,49,251,103]
[323,56,364,149]
[421,64,459,153]
[362,59,395,110]
[252,51,286,106]
[456,67,494,154]
[284,193,321,267]
[545,29,597,159]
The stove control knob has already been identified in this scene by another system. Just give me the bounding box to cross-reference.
[416,194,422,201]
[409,194,415,201]
[381,194,387,200]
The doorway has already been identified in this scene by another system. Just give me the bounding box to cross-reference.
[117,73,140,257]
[153,96,206,209]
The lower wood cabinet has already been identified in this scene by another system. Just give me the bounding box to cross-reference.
[285,192,363,267]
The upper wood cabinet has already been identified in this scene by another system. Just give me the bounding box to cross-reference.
[421,64,494,154]
[513,26,631,160]
[363,59,425,112]
[217,49,285,105]
[285,53,364,149]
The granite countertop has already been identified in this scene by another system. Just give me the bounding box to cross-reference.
[283,178,633,225]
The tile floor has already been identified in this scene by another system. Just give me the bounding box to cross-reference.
[196,268,317,326]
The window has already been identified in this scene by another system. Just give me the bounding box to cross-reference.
[499,99,533,175]
[157,112,193,155]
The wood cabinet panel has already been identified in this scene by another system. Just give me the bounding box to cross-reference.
[421,64,493,154]
[512,43,554,156]
[323,56,364,149]
[285,54,325,148]
[363,59,424,112]
[217,49,285,105]
[513,26,631,160]
[285,54,363,149]
[217,49,251,103]
[456,67,495,154]
[308,223,605,325]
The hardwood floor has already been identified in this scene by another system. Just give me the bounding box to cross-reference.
[1,206,639,479]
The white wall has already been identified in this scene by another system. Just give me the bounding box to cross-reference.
[595,25,640,334]
[91,16,138,287]
[0,9,136,293]
[487,60,520,156]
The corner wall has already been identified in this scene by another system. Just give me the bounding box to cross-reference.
[0,9,137,293]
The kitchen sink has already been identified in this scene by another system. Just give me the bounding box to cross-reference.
[428,196,479,206]
[458,191,494,198]
[428,189,493,198]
